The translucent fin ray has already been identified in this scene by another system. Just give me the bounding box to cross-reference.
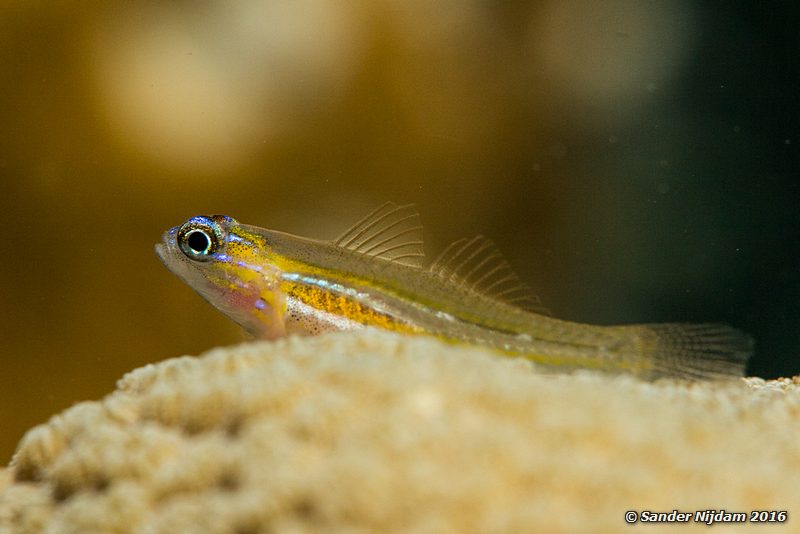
[334,202,425,268]
[632,323,753,380]
[429,235,548,314]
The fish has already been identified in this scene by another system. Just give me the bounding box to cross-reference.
[156,202,752,380]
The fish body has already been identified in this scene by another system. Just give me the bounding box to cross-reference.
[156,203,752,380]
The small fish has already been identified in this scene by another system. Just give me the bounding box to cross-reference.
[156,202,752,380]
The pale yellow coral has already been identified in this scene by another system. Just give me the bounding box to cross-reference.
[1,331,798,533]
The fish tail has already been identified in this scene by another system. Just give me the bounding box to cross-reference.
[615,323,753,380]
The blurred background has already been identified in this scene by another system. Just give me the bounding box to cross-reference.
[1,1,798,462]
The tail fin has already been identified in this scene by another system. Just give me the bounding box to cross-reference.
[621,323,753,380]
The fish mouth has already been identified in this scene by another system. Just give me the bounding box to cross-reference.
[154,242,167,263]
[155,227,179,264]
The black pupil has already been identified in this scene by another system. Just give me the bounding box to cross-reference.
[187,230,211,254]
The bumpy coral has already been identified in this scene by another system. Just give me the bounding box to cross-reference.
[1,331,798,533]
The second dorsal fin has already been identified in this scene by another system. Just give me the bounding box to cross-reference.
[429,235,548,313]
[334,202,425,268]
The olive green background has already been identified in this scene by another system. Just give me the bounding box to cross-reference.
[2,3,798,462]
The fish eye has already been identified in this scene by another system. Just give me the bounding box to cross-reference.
[177,217,224,261]
[185,229,212,254]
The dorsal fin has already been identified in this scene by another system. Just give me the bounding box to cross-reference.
[334,202,425,268]
[429,235,549,314]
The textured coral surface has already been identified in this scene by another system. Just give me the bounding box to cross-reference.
[1,331,798,533]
